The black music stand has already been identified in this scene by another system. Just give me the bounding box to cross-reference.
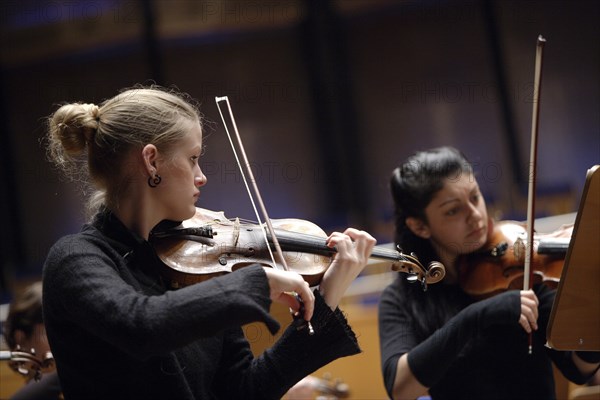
[547,165,600,351]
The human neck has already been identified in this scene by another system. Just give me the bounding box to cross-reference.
[109,192,161,241]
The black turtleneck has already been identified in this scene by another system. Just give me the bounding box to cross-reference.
[43,209,360,400]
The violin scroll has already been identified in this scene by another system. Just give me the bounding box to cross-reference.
[387,248,445,290]
[425,261,446,283]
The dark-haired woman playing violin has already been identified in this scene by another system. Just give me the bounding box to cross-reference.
[378,146,600,399]
[42,85,376,400]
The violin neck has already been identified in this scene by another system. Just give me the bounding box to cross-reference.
[269,229,404,262]
[269,229,335,256]
[370,246,404,261]
[538,237,570,255]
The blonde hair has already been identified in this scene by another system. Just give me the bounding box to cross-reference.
[46,85,202,217]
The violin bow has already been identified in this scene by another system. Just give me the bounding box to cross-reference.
[524,35,546,354]
[215,96,314,335]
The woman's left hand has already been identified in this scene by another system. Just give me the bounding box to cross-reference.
[318,228,376,310]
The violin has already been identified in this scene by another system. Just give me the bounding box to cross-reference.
[312,374,350,399]
[151,207,445,290]
[284,373,350,400]
[0,347,55,382]
[458,219,571,299]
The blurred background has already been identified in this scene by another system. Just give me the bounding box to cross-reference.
[0,0,598,304]
[1,1,598,398]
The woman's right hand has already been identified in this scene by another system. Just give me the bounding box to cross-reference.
[262,268,315,321]
[518,289,539,333]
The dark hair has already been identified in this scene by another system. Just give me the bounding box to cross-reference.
[3,282,44,349]
[389,146,473,340]
[391,146,473,263]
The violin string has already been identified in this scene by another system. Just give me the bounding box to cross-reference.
[199,217,423,266]
[193,215,433,287]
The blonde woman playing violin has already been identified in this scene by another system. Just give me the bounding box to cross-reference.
[43,85,375,400]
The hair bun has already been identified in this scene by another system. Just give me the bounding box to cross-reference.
[83,103,100,121]
[81,103,100,141]
[48,102,100,158]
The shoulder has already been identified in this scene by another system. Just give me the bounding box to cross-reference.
[379,275,409,311]
[381,275,402,296]
[43,225,122,277]
[380,273,426,302]
[47,224,113,257]
[45,234,82,266]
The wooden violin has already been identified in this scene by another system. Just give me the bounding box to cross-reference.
[458,219,571,299]
[151,207,445,290]
[284,373,350,400]
[312,374,350,399]
[0,346,55,382]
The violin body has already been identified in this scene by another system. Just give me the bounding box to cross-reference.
[458,220,570,299]
[153,208,332,287]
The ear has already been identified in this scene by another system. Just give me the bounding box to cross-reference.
[141,144,159,176]
[406,217,431,239]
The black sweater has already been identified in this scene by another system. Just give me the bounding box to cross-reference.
[43,210,360,400]
[378,275,594,400]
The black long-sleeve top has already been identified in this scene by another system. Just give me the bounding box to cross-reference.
[379,275,594,400]
[43,210,360,400]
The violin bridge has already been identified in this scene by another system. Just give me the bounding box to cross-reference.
[514,238,525,260]
[233,217,240,246]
